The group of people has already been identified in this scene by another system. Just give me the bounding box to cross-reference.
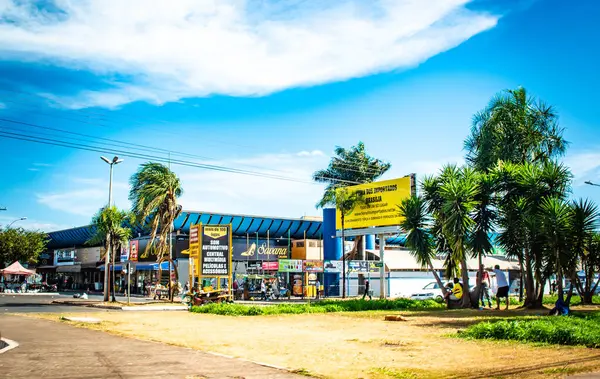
[443,264,511,310]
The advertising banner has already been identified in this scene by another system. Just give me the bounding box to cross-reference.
[54,250,75,266]
[201,225,231,277]
[129,240,139,262]
[262,261,279,271]
[278,259,303,272]
[232,239,288,261]
[324,260,344,273]
[189,224,201,258]
[336,177,412,229]
[303,260,324,273]
[120,244,130,263]
[347,261,381,273]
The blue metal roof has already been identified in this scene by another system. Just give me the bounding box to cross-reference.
[47,211,324,249]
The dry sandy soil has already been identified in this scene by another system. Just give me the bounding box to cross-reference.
[26,308,600,379]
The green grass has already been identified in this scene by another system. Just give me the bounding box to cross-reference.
[460,312,600,348]
[190,298,444,316]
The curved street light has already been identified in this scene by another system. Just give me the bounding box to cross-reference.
[8,217,27,228]
[585,181,600,188]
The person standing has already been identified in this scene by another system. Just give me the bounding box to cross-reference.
[493,265,510,310]
[362,280,372,300]
[260,279,267,301]
[315,279,321,300]
[477,265,492,308]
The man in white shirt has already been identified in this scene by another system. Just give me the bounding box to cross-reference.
[315,279,321,300]
[493,265,510,310]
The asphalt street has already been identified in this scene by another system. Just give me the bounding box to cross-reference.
[0,293,145,313]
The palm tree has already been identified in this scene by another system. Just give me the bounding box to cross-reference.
[399,196,447,297]
[465,87,568,172]
[539,197,572,304]
[439,167,479,308]
[129,162,183,301]
[569,199,600,304]
[88,206,132,302]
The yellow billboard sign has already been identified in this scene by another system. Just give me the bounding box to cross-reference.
[336,177,412,229]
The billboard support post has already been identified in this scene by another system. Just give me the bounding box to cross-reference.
[379,234,386,299]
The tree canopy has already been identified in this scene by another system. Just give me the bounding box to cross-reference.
[0,227,48,268]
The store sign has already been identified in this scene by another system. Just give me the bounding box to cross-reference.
[38,252,53,266]
[201,225,231,276]
[232,239,288,261]
[336,177,412,229]
[347,261,381,273]
[304,260,324,273]
[262,261,279,271]
[324,260,344,273]
[120,244,130,263]
[54,249,76,266]
[129,240,139,262]
[278,259,303,272]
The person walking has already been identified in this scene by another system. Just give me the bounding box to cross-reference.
[478,265,492,308]
[362,279,372,300]
[493,265,510,310]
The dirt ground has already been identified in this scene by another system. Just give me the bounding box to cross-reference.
[26,308,600,379]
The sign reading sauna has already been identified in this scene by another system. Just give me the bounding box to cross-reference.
[201,226,231,276]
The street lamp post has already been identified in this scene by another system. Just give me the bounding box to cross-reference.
[101,156,123,302]
[585,181,600,187]
[8,217,27,228]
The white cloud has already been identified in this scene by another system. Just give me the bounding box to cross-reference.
[0,216,69,232]
[564,151,600,186]
[0,0,498,108]
[0,102,6,109]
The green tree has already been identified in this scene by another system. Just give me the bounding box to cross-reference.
[129,162,183,300]
[569,199,600,304]
[399,196,447,298]
[0,227,48,267]
[88,206,133,302]
[465,87,568,172]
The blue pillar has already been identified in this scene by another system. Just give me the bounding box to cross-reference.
[323,208,342,296]
[365,235,375,250]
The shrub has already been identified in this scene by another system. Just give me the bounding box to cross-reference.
[460,313,600,348]
[190,298,444,316]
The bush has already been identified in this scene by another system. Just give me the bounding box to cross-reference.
[190,298,444,316]
[460,313,600,348]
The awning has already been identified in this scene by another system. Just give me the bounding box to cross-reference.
[36,265,57,270]
[56,265,82,273]
[99,261,172,271]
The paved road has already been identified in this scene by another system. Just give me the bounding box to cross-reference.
[0,293,149,313]
[0,314,299,378]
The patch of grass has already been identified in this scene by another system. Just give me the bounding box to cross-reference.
[543,294,600,306]
[190,298,444,316]
[460,312,600,347]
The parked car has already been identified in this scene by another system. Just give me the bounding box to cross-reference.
[410,281,476,301]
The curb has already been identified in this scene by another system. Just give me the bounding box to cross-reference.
[0,338,19,354]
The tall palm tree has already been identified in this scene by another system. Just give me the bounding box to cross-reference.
[399,196,447,297]
[465,87,568,172]
[88,206,132,302]
[129,163,183,300]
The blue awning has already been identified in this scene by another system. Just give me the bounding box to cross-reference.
[99,261,172,271]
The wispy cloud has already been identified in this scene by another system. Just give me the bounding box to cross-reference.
[0,102,6,109]
[0,216,69,232]
[0,0,499,108]
[564,151,600,186]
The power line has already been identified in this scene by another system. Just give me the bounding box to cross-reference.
[0,127,362,185]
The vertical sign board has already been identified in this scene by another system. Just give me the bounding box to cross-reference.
[188,224,201,287]
[200,225,232,294]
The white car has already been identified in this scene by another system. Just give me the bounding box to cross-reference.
[409,282,444,301]
[409,281,476,301]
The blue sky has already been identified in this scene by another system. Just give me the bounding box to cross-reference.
[0,0,599,231]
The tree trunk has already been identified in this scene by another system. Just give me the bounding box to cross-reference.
[103,235,111,302]
[111,240,117,302]
[474,252,483,308]
[460,259,472,308]
[523,247,536,307]
[518,258,524,303]
[428,261,447,298]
